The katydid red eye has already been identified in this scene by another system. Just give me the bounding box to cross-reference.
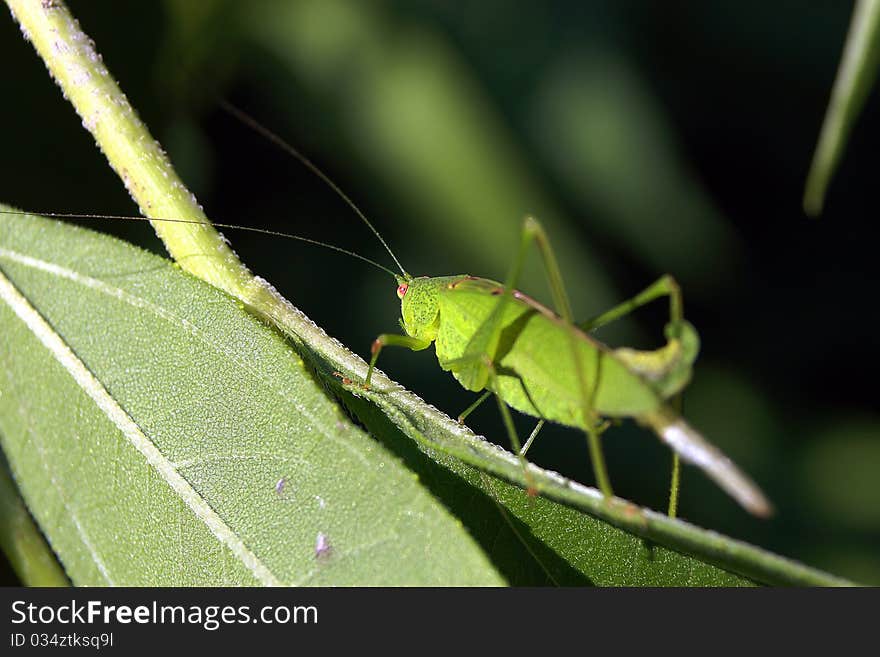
[397,283,408,299]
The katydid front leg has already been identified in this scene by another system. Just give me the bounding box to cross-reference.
[364,334,431,388]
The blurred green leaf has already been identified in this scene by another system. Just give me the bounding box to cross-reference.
[0,208,501,585]
[799,418,880,531]
[0,462,68,586]
[529,51,738,286]
[804,0,880,216]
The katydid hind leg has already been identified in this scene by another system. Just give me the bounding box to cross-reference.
[577,274,689,515]
[509,216,616,498]
[667,449,681,518]
[578,274,683,333]
[667,396,683,518]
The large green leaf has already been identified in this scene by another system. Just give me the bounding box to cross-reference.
[0,209,501,585]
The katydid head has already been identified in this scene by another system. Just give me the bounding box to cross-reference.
[398,276,441,342]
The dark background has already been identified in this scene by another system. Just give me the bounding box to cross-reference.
[2,0,878,584]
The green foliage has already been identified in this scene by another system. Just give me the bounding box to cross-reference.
[0,463,68,586]
[805,0,880,215]
[1,0,873,586]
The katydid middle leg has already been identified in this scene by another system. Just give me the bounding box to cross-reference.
[457,390,492,424]
[485,362,537,492]
[520,420,545,456]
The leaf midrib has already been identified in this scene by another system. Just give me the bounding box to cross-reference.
[0,252,284,585]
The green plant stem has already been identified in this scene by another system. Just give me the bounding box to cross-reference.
[6,0,252,295]
[0,464,69,586]
[7,0,857,587]
[5,0,362,360]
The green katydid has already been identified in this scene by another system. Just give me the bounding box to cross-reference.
[2,107,772,519]
[360,218,771,517]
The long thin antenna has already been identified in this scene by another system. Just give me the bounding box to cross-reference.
[219,100,409,278]
[0,210,401,279]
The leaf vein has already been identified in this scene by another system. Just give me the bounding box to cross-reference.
[0,266,281,586]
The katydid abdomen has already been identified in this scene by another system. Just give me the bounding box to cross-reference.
[435,276,662,422]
